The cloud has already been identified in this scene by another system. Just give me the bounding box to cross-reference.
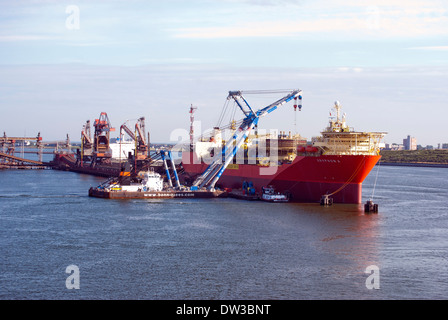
[1,0,447,68]
[172,17,378,39]
[225,0,303,6]
[0,35,60,42]
[172,17,442,39]
[171,1,448,39]
[407,46,448,51]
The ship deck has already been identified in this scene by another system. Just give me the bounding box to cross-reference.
[88,187,228,199]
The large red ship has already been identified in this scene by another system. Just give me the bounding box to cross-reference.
[180,95,386,204]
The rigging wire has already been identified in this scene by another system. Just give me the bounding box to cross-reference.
[371,159,381,201]
[193,89,299,144]
[217,100,230,128]
[240,89,296,95]
[230,102,238,128]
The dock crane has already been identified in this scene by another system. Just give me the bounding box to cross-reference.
[119,117,149,161]
[93,112,115,163]
[80,120,92,166]
[1,132,42,156]
[191,89,302,191]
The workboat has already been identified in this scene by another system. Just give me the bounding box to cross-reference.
[260,186,289,203]
[88,164,226,199]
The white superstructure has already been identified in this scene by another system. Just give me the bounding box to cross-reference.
[312,101,387,156]
[109,169,164,192]
[109,139,135,160]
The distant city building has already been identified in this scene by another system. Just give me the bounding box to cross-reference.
[417,145,438,150]
[403,135,417,150]
[442,143,448,150]
[390,143,404,151]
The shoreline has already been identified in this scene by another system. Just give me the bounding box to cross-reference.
[378,162,448,168]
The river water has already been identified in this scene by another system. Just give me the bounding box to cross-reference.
[1,164,447,300]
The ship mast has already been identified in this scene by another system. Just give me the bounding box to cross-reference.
[334,100,341,122]
[189,104,197,151]
[328,101,347,132]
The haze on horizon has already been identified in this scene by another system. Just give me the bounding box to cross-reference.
[1,0,447,147]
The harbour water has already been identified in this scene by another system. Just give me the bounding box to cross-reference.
[1,164,447,300]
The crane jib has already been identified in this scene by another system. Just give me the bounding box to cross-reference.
[191,89,302,191]
[258,91,302,117]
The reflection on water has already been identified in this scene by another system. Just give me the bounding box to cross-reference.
[1,165,447,299]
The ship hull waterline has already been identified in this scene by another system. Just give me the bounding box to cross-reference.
[180,153,381,204]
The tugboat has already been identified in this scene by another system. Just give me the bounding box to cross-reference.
[260,186,290,203]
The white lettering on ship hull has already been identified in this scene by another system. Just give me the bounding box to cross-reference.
[317,159,341,163]
[143,193,195,197]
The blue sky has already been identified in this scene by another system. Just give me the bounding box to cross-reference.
[1,0,447,146]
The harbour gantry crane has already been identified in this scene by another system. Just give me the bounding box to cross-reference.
[119,117,149,161]
[134,117,149,160]
[93,112,115,164]
[191,89,303,191]
[1,132,42,156]
[0,132,43,164]
[80,120,92,166]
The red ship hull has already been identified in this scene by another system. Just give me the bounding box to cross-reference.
[181,153,380,204]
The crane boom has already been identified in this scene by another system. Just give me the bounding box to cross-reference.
[135,123,146,145]
[192,89,302,190]
[120,124,135,140]
[256,90,302,117]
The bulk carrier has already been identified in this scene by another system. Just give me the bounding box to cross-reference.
[52,112,161,177]
[179,91,386,204]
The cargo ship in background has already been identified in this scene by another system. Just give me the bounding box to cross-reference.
[180,94,387,204]
[51,112,164,177]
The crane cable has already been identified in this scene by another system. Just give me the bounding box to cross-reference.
[240,89,296,95]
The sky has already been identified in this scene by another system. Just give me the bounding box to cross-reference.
[0,0,447,146]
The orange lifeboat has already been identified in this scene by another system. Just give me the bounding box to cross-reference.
[305,146,318,153]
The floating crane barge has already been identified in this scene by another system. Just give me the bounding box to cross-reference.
[89,89,304,200]
[88,152,227,199]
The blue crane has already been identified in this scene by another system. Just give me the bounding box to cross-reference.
[192,89,303,190]
[160,149,181,189]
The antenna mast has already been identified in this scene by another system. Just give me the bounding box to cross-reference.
[189,104,197,151]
